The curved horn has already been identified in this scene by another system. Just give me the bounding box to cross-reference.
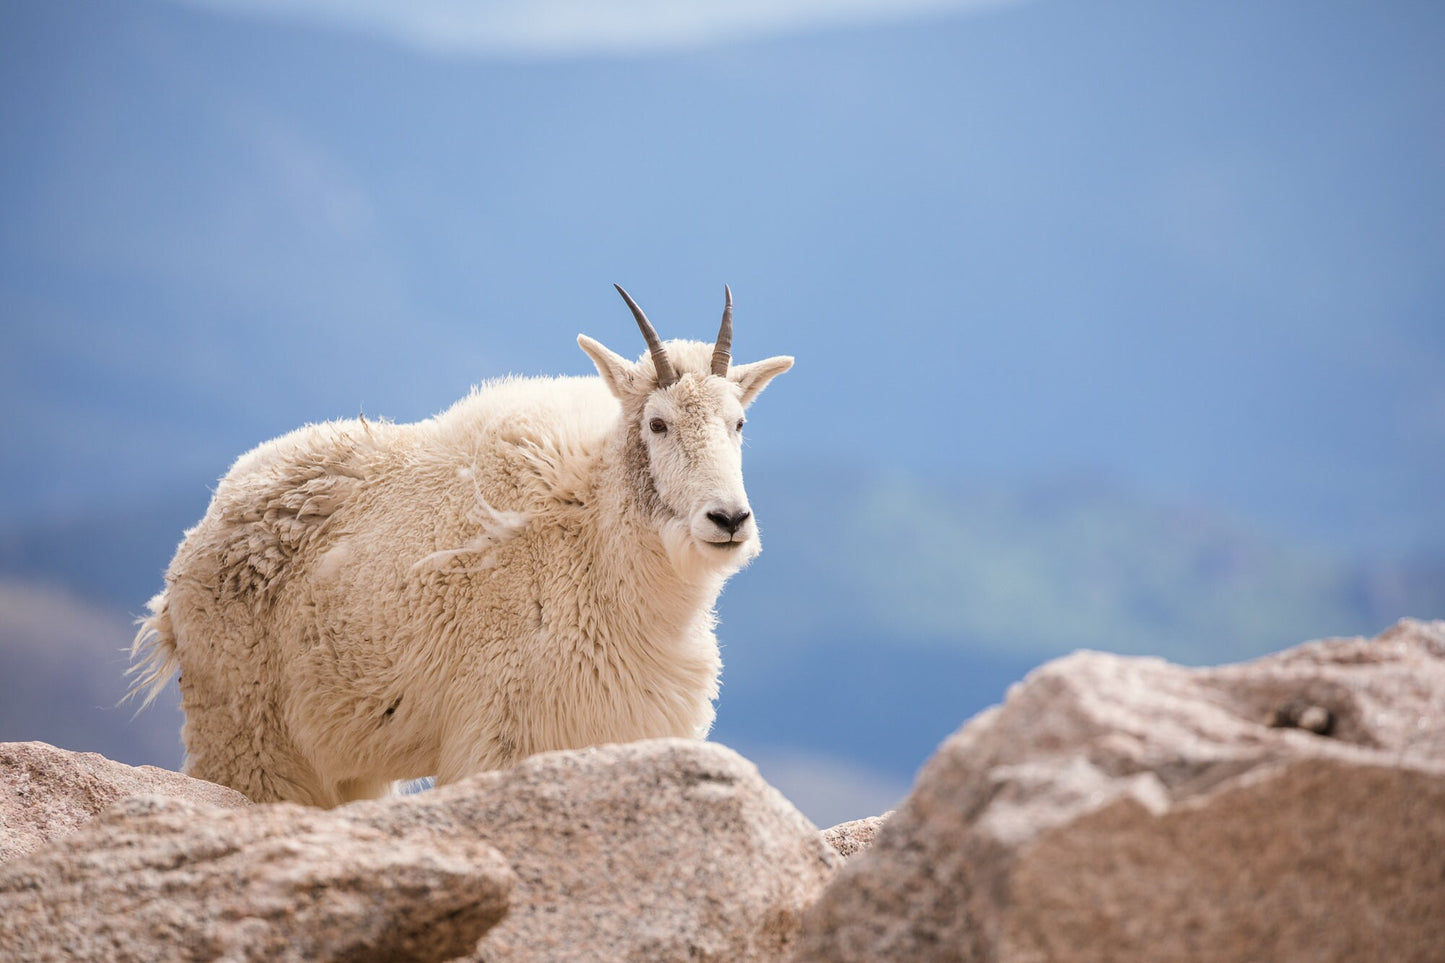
[613,284,677,388]
[711,285,733,377]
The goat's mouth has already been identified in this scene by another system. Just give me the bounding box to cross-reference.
[702,537,748,550]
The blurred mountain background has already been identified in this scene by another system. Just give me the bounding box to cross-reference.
[1,0,1441,826]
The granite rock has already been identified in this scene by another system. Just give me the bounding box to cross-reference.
[360,738,843,962]
[792,619,1445,963]
[0,791,514,963]
[1,740,250,863]
[822,814,890,858]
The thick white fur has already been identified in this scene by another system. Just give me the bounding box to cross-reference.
[130,336,791,807]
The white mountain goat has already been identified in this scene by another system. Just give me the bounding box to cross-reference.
[128,286,792,807]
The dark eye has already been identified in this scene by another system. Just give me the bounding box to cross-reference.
[735,418,745,432]
[649,417,667,434]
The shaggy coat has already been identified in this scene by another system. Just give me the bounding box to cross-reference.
[131,318,791,807]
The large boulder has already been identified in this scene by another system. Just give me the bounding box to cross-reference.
[357,739,843,962]
[0,793,515,963]
[0,740,250,862]
[792,618,1445,963]
[1,738,838,962]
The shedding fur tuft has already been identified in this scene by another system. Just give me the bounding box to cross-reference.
[125,592,180,711]
[411,470,530,575]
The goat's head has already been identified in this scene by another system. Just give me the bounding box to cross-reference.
[579,285,792,576]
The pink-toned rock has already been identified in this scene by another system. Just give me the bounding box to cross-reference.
[1,740,250,862]
[1,738,834,961]
[0,793,514,963]
[792,619,1445,963]
[356,739,842,962]
[822,814,890,858]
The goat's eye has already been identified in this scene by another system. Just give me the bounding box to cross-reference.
[735,418,745,432]
[649,417,667,434]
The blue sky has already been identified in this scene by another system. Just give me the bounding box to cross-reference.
[5,0,1440,551]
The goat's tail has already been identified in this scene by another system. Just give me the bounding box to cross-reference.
[125,591,180,711]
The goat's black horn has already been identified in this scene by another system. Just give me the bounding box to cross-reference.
[711,285,733,377]
[614,284,677,388]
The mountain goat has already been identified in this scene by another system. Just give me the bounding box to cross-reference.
[129,286,792,807]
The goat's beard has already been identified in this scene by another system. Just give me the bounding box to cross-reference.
[659,516,758,585]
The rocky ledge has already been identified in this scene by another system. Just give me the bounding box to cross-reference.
[3,619,1442,962]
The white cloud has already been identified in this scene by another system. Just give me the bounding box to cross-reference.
[165,0,1023,58]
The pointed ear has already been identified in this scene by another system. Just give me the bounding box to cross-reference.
[731,355,793,406]
[578,335,636,399]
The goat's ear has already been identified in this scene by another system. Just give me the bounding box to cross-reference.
[578,335,636,399]
[731,356,794,407]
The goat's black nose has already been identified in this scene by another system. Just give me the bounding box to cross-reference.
[707,509,751,535]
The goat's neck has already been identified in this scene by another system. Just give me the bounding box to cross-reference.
[587,428,724,640]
